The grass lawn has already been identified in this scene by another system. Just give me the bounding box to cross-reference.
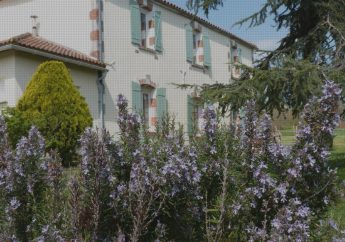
[328,144,345,224]
[278,130,345,225]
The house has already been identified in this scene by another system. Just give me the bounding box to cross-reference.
[0,0,257,136]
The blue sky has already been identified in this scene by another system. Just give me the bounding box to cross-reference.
[166,0,288,51]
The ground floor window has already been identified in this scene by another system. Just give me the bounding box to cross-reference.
[142,92,150,126]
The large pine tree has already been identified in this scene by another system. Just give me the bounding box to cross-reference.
[182,0,345,118]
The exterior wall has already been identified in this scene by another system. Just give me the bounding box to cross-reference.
[102,0,255,135]
[0,50,16,109]
[0,50,100,128]
[0,0,93,57]
[1,0,255,136]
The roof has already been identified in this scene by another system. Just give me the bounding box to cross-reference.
[0,33,107,68]
[155,0,257,49]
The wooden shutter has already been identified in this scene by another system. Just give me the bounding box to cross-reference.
[238,48,243,76]
[185,24,193,62]
[203,32,211,67]
[157,88,166,127]
[187,94,193,135]
[239,106,246,126]
[130,0,141,45]
[132,81,142,112]
[154,11,162,51]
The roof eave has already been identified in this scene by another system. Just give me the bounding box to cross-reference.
[0,44,108,71]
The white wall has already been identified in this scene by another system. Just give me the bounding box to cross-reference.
[0,50,100,128]
[0,50,16,109]
[102,0,255,135]
[1,0,255,136]
[0,0,93,57]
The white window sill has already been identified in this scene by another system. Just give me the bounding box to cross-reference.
[138,46,156,54]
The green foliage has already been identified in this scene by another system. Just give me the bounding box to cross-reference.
[15,61,93,164]
[1,107,31,148]
[186,0,225,17]
[183,0,345,119]
[181,59,344,118]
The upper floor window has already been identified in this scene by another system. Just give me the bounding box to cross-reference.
[131,0,162,52]
[140,13,147,47]
[229,40,243,80]
[185,22,211,68]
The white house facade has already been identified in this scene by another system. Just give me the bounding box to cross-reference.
[0,0,257,137]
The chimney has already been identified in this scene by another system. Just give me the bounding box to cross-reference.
[30,15,38,36]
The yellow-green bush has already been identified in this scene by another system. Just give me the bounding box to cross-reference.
[16,61,93,164]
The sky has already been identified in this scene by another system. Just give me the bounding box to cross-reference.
[166,0,288,52]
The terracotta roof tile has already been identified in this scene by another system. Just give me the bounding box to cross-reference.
[0,33,106,67]
[156,0,257,48]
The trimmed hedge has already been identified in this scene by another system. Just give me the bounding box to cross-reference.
[16,61,93,163]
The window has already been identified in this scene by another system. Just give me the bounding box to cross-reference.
[193,34,197,49]
[140,13,147,47]
[132,81,166,133]
[187,95,207,135]
[142,92,150,126]
[185,24,211,67]
[193,104,203,131]
[131,0,162,52]
[193,32,202,66]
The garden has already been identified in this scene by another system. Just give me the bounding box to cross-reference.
[1,0,345,240]
[0,77,344,241]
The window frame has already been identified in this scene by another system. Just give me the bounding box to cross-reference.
[193,31,202,66]
[140,11,148,48]
[139,7,157,51]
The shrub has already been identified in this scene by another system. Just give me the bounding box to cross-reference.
[1,107,32,149]
[0,117,67,241]
[0,81,343,241]
[15,61,93,164]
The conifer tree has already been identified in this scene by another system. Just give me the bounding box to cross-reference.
[183,0,345,118]
[15,61,93,164]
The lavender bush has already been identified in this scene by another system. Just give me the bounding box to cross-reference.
[0,81,343,241]
[0,118,67,241]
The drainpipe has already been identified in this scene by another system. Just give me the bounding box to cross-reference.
[96,72,106,129]
[97,0,106,129]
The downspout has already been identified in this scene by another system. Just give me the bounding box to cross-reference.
[97,0,106,129]
[96,72,106,129]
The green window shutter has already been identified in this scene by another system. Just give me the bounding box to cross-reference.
[238,48,243,76]
[154,11,162,52]
[130,0,141,45]
[239,106,246,126]
[187,94,193,135]
[157,88,166,127]
[203,32,211,67]
[185,25,193,62]
[132,81,142,112]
